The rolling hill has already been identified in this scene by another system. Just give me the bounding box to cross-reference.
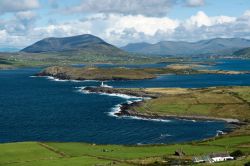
[234,47,250,58]
[121,38,250,57]
[20,34,127,56]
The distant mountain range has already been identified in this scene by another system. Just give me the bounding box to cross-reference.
[19,35,250,58]
[21,34,127,56]
[121,38,250,57]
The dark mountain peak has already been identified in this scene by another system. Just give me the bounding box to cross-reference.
[43,34,102,41]
[20,34,117,53]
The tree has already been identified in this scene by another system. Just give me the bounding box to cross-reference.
[230,150,244,158]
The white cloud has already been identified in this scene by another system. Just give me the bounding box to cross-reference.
[62,0,206,17]
[0,0,40,14]
[184,11,236,29]
[0,30,8,39]
[15,11,37,20]
[0,11,38,35]
[185,0,205,7]
[1,10,250,48]
[105,14,179,36]
[64,0,177,17]
[185,11,212,28]
[33,22,92,37]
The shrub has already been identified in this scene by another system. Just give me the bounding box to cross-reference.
[230,150,244,158]
[244,161,250,166]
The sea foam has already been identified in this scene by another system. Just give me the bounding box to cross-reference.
[77,87,143,100]
[32,75,100,83]
[109,103,171,123]
[77,86,170,123]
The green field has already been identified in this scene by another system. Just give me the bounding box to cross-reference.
[133,86,250,122]
[1,134,250,166]
[38,66,157,80]
[37,62,245,81]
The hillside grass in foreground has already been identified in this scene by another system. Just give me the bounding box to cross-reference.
[0,134,249,166]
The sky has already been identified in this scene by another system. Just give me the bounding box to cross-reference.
[0,0,250,48]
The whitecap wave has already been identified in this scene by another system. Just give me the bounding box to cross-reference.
[77,86,145,100]
[108,104,122,117]
[99,92,142,100]
[177,118,197,122]
[126,101,133,104]
[76,87,92,94]
[77,86,169,123]
[33,75,100,83]
[80,80,100,82]
[125,116,171,123]
[160,133,172,137]
[47,76,68,82]
[109,103,171,123]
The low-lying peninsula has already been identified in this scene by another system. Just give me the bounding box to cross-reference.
[36,64,249,81]
[84,86,250,124]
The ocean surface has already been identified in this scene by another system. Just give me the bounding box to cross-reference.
[211,59,250,71]
[0,59,249,144]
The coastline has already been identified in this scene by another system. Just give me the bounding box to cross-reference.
[81,86,244,124]
[38,75,249,127]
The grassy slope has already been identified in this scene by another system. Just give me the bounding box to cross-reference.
[38,65,211,81]
[1,135,249,166]
[132,86,250,122]
[39,66,157,80]
[234,47,250,58]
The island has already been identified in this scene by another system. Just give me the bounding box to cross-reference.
[36,64,249,81]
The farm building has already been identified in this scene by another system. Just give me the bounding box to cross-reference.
[193,152,234,163]
[210,153,234,162]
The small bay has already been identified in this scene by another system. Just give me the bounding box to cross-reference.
[0,59,249,144]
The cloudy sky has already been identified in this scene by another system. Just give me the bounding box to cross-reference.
[0,0,250,48]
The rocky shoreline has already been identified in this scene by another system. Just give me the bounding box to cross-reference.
[84,87,243,124]
[117,102,242,124]
[83,87,160,98]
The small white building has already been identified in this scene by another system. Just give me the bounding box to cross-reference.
[193,153,234,163]
[210,153,234,162]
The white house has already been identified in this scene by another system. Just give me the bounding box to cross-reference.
[210,153,234,162]
[193,153,234,163]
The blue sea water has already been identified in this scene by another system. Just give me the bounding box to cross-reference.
[0,60,249,144]
[211,59,250,71]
